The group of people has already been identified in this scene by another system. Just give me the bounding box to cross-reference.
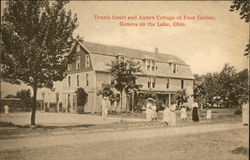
[145,98,213,127]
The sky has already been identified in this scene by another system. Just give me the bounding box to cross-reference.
[1,1,249,98]
[66,1,248,74]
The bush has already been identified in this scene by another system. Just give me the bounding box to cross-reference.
[234,108,242,115]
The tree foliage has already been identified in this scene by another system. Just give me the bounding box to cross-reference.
[75,88,88,113]
[176,89,189,107]
[230,0,249,56]
[193,64,248,108]
[109,59,142,111]
[1,0,78,125]
[16,89,32,111]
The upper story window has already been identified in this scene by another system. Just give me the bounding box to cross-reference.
[76,56,80,69]
[68,76,71,87]
[77,75,79,87]
[170,62,178,74]
[86,73,89,86]
[151,61,155,71]
[76,44,81,52]
[148,77,151,88]
[117,56,125,63]
[166,78,170,89]
[181,79,184,89]
[152,77,156,88]
[145,59,156,71]
[148,77,156,88]
[85,55,90,68]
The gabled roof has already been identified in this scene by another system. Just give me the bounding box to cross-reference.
[77,41,194,79]
[80,41,187,65]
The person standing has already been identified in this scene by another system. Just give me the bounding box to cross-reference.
[101,97,108,120]
[146,100,152,121]
[4,105,9,115]
[192,103,199,122]
[180,106,187,121]
[242,102,249,126]
[151,101,157,121]
[206,107,212,120]
[169,102,177,127]
[162,105,170,126]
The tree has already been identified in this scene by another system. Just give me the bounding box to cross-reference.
[16,89,32,111]
[230,0,249,56]
[1,0,78,126]
[75,88,88,113]
[109,59,141,114]
[97,83,116,98]
[176,89,189,108]
[193,64,248,108]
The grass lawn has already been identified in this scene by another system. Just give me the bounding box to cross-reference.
[0,128,248,160]
[0,109,242,139]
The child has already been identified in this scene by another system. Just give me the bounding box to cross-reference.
[162,105,170,126]
[180,106,187,121]
[206,107,211,120]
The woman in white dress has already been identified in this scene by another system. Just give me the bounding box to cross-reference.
[162,105,170,125]
[146,101,152,121]
[151,102,157,121]
[169,102,177,127]
[180,106,187,121]
[101,97,108,120]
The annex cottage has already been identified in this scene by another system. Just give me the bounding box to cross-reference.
[45,41,194,113]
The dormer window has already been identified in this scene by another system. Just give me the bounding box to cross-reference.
[151,61,155,71]
[145,59,156,71]
[146,60,150,71]
[117,55,125,63]
[76,44,81,52]
[170,62,178,74]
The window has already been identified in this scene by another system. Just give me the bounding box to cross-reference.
[145,59,156,71]
[151,61,155,71]
[76,44,81,52]
[181,80,184,89]
[67,64,72,71]
[148,77,151,88]
[77,75,79,87]
[85,55,90,68]
[86,73,89,86]
[166,78,170,89]
[117,56,125,63]
[68,76,71,87]
[146,60,151,71]
[148,77,156,88]
[171,63,178,74]
[76,56,80,69]
[152,77,156,88]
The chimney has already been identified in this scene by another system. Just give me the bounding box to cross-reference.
[155,47,158,57]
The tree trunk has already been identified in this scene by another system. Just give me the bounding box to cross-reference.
[120,90,123,122]
[131,91,134,116]
[31,84,37,126]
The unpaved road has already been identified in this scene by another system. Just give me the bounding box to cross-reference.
[0,123,246,150]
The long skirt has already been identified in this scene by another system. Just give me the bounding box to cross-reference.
[169,112,176,126]
[192,108,199,122]
[146,109,152,121]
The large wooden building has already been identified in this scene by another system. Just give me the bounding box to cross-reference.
[49,41,194,113]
